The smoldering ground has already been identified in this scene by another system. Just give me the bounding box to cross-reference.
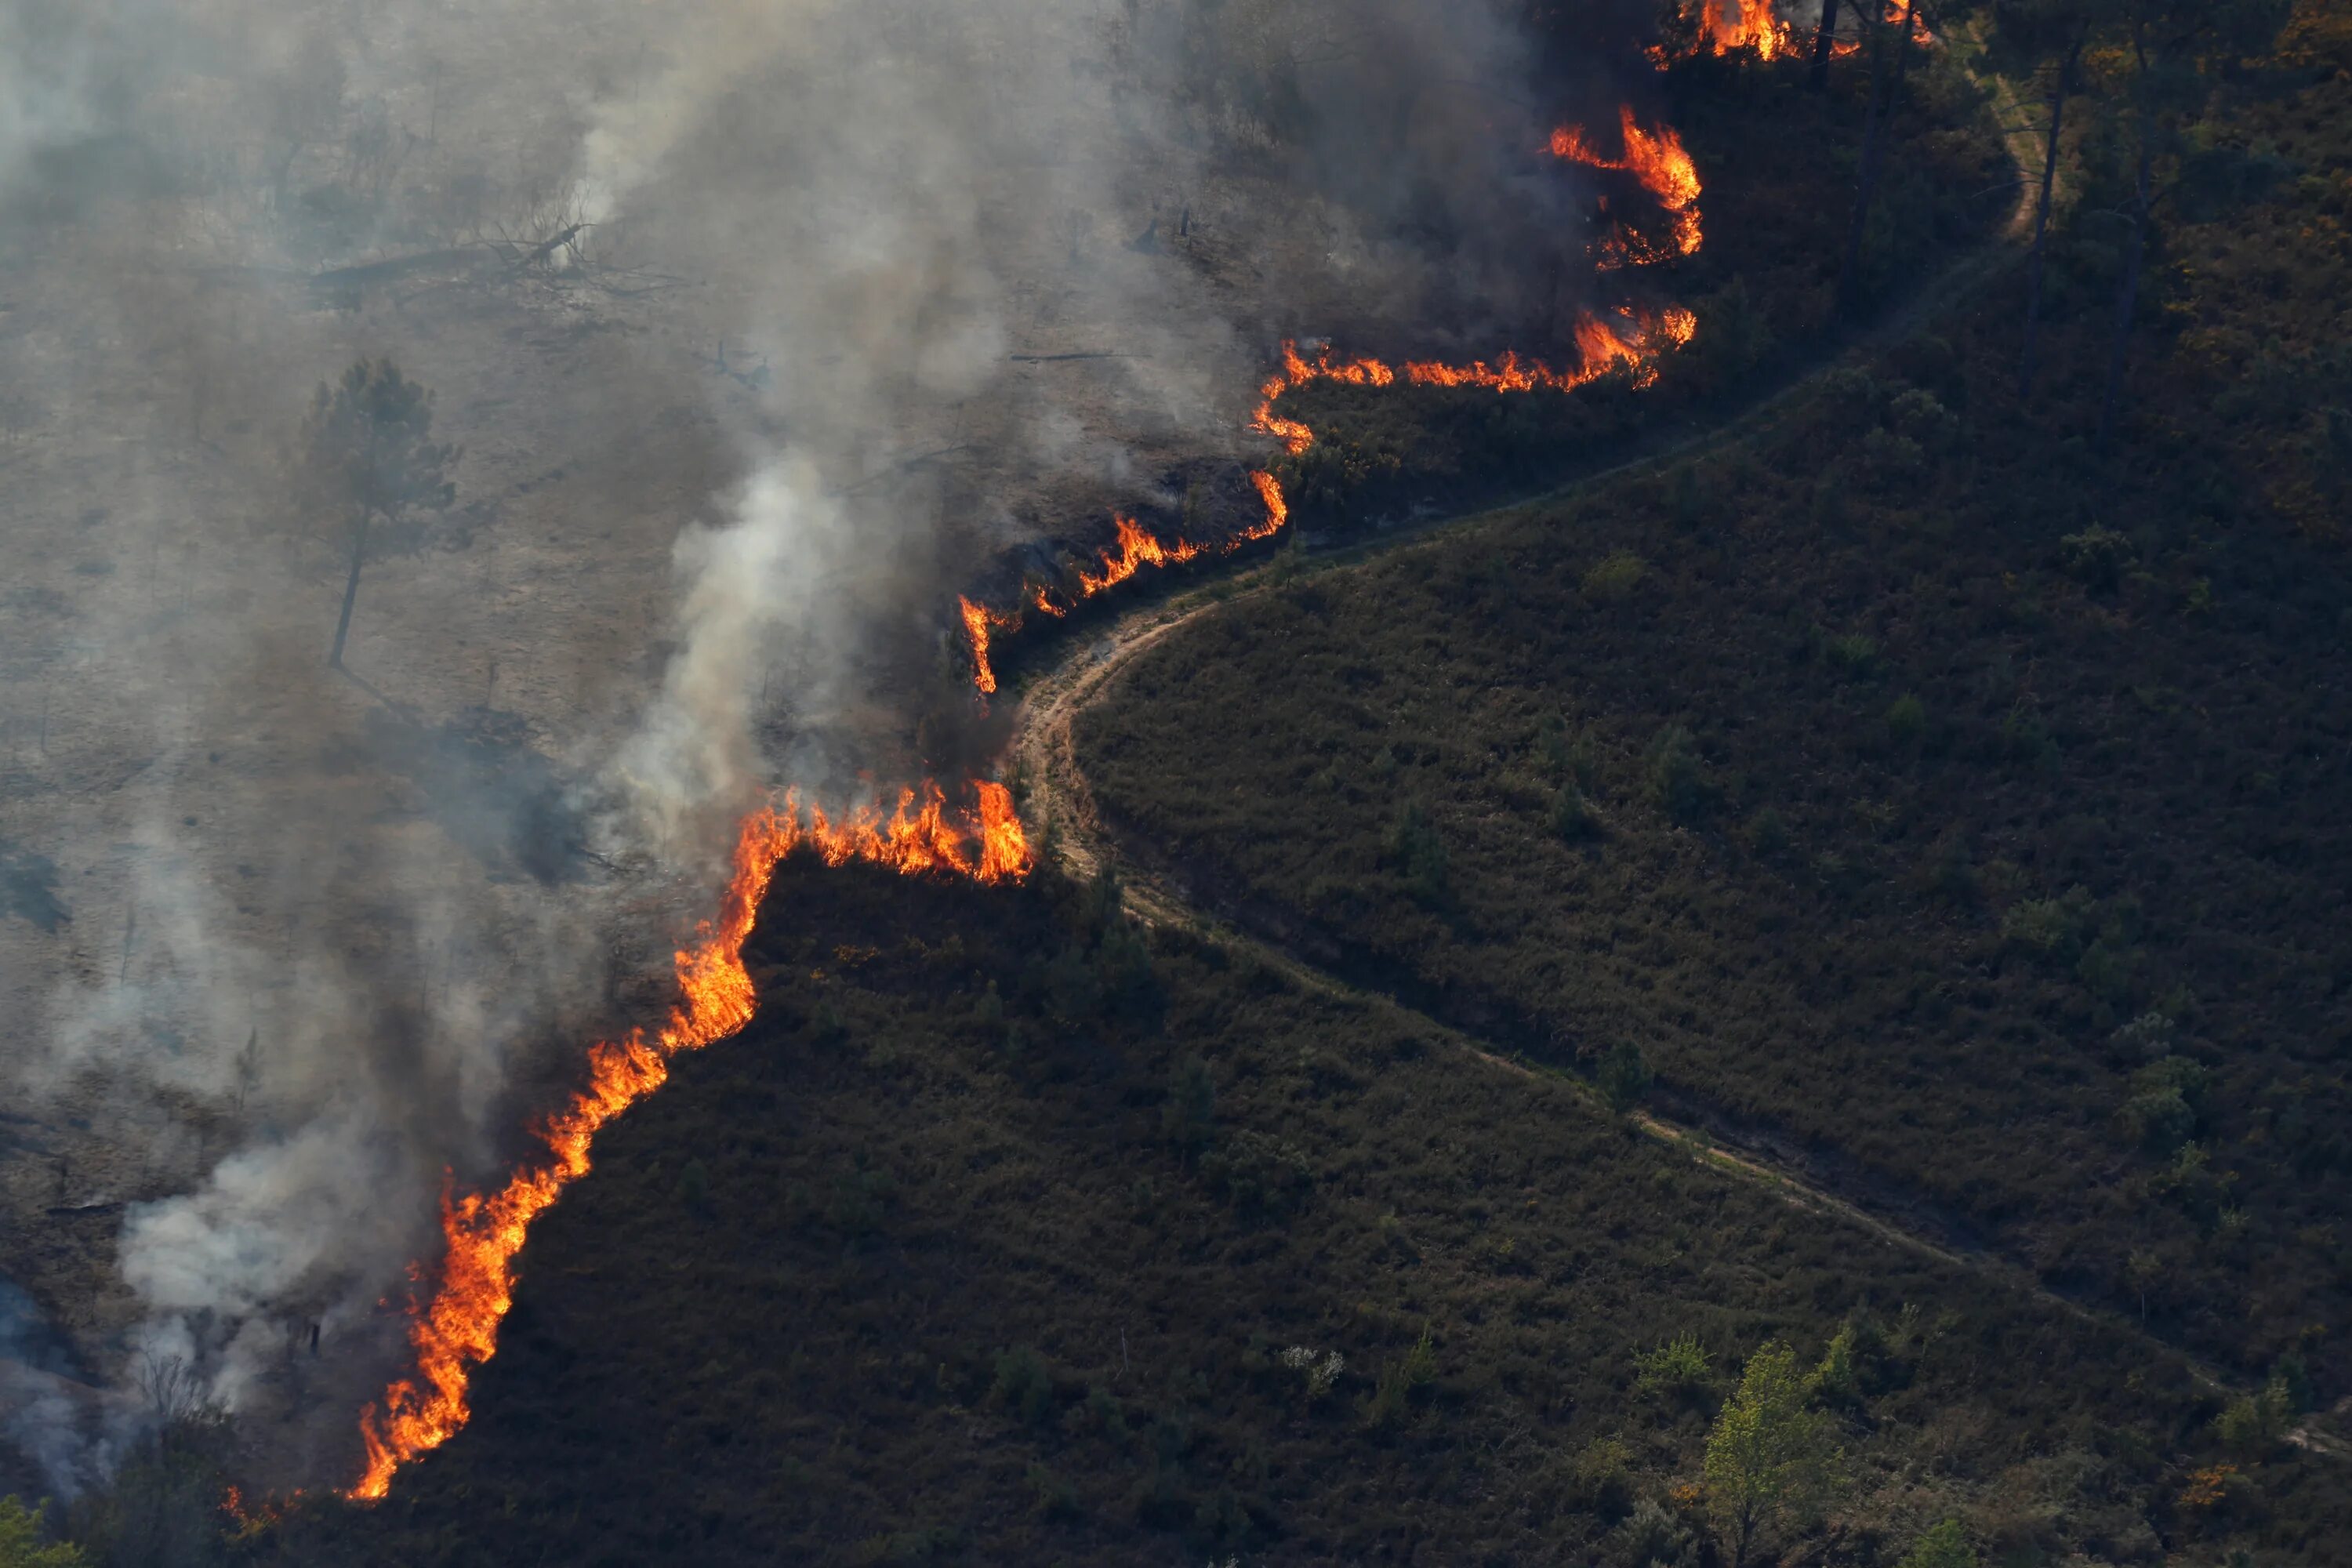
[0,0,1657,1492]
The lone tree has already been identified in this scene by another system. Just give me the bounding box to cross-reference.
[1704,1341,1843,1568]
[291,358,459,668]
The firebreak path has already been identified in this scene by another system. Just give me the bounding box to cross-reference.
[1006,38,2348,1457]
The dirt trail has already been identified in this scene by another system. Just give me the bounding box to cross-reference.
[1005,34,2347,1454]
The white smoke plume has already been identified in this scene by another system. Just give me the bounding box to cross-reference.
[0,0,1623,1495]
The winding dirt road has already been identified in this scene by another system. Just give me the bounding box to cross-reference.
[1000,41,2350,1457]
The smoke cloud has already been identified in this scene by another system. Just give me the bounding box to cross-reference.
[0,0,1628,1492]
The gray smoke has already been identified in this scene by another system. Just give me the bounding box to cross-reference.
[0,0,1610,1494]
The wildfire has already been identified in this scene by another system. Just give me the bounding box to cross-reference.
[953,306,1699,695]
[959,595,1022,696]
[1647,0,1931,67]
[1550,107,1704,268]
[1078,514,1204,594]
[347,783,1030,1501]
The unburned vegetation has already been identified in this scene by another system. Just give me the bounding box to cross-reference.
[265,856,2275,1566]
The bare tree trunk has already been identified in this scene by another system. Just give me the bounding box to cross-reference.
[328,510,370,668]
[1809,0,1843,91]
[1839,0,1914,311]
[2017,38,2084,400]
[2096,125,2157,450]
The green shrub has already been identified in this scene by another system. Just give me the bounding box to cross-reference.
[2000,887,2093,959]
[1888,387,1961,454]
[1606,1497,1699,1566]
[990,1345,1054,1425]
[0,1498,85,1568]
[826,1163,896,1236]
[1809,1327,1862,1410]
[2213,1372,2301,1458]
[1645,725,1713,821]
[1747,807,1790,856]
[1386,800,1450,905]
[2058,524,2133,590]
[1162,1055,1215,1152]
[1897,1517,1978,1568]
[1825,633,1880,677]
[2122,1055,2209,1153]
[1564,1437,1637,1519]
[1582,550,1648,603]
[1537,714,1600,789]
[1364,1327,1438,1428]
[1860,426,1926,485]
[677,1159,710,1214]
[1024,1463,1079,1520]
[1597,1040,1653,1115]
[1633,1333,1710,1394]
[1886,693,1927,747]
[1200,1128,1315,1215]
[1552,784,1599,841]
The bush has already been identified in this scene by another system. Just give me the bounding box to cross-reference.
[1897,1517,1978,1568]
[1605,1497,1698,1567]
[1162,1055,1216,1152]
[1386,800,1450,905]
[1888,387,1961,454]
[1538,717,1601,789]
[1597,1040,1653,1115]
[1200,1128,1315,1215]
[1552,784,1599,841]
[1645,726,1713,821]
[1886,693,1927,747]
[2122,1055,2209,1153]
[2213,1373,2300,1458]
[677,1159,710,1213]
[1364,1326,1437,1428]
[2000,887,2094,960]
[0,1498,85,1568]
[1565,1438,1638,1520]
[1633,1333,1710,1395]
[1025,1463,1079,1520]
[1582,550,1648,603]
[990,1345,1055,1425]
[2058,524,2133,590]
[1825,632,1880,677]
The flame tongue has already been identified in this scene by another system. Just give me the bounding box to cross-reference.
[1552,106,1703,267]
[349,785,1030,1500]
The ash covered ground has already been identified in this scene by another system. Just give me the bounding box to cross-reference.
[0,0,1654,1496]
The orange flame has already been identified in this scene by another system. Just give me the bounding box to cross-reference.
[958,307,1699,694]
[959,595,1022,697]
[1077,514,1205,594]
[348,783,1029,1501]
[1648,0,1928,67]
[1243,470,1289,541]
[1646,0,1800,65]
[1551,107,1703,268]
